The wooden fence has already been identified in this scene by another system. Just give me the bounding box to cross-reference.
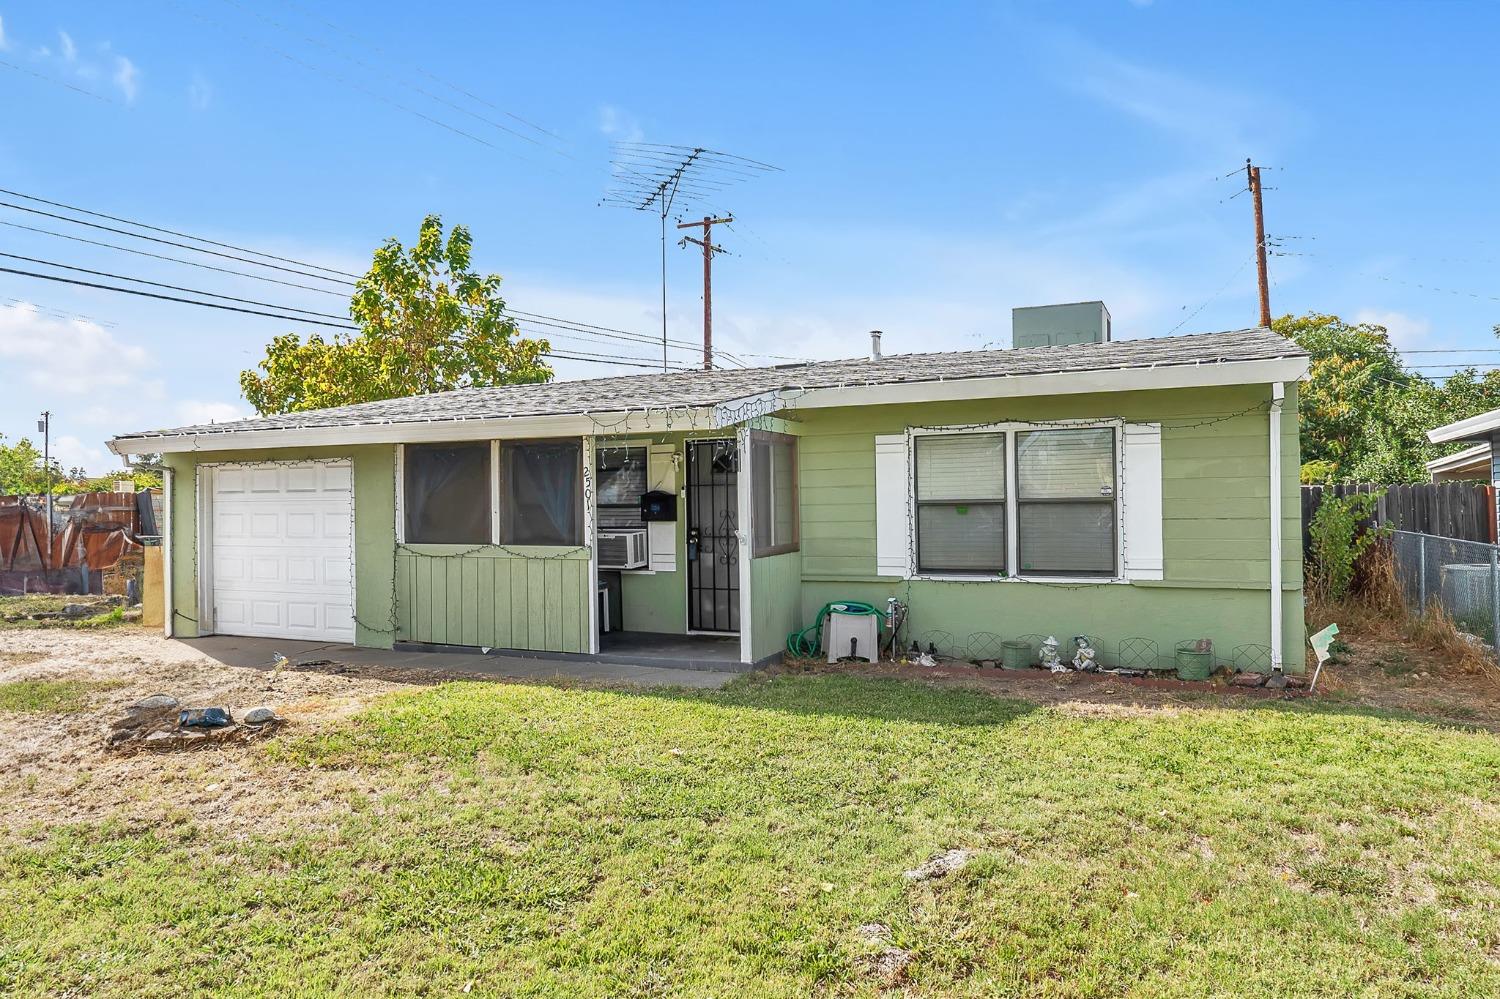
[1301,482,1497,555]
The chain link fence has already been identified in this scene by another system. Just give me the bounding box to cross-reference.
[1390,529,1500,651]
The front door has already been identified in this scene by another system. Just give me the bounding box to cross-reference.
[685,439,739,633]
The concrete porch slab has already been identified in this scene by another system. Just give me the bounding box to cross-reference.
[180,636,739,689]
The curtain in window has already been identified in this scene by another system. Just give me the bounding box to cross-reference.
[1016,428,1115,575]
[596,445,647,529]
[404,443,491,544]
[502,441,581,545]
[914,433,1005,573]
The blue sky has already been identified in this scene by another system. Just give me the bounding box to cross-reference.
[2,0,1498,473]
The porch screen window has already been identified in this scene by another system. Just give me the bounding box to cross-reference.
[403,443,491,544]
[500,441,581,546]
[1016,428,1116,575]
[914,433,1005,574]
[751,431,798,556]
[596,445,648,529]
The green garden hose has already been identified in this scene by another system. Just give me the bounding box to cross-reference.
[787,601,887,658]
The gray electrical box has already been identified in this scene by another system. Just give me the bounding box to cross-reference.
[1012,301,1111,349]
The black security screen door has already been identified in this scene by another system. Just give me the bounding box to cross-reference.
[686,439,740,633]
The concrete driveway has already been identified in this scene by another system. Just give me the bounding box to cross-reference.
[181,636,740,689]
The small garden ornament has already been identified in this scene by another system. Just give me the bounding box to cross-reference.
[1071,636,1098,672]
[1039,636,1066,672]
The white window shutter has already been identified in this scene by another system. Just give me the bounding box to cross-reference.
[1122,423,1164,580]
[875,434,912,578]
[647,443,677,572]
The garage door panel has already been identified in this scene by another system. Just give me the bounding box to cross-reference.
[286,467,319,492]
[215,512,248,539]
[209,460,354,643]
[323,464,353,492]
[325,556,351,584]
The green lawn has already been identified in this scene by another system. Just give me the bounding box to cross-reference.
[0,595,127,631]
[0,678,125,713]
[2,675,1498,997]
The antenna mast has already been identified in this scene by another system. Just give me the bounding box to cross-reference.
[601,143,781,371]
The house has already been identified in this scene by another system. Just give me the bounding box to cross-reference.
[1426,442,1491,483]
[107,305,1310,674]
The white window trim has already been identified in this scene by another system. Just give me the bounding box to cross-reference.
[908,420,1126,584]
[595,439,656,574]
[397,439,586,549]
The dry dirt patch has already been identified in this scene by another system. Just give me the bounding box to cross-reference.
[0,629,415,838]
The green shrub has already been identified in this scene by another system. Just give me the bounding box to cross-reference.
[1309,490,1384,602]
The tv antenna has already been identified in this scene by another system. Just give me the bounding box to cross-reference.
[601,142,781,370]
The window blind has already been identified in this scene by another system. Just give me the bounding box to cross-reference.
[915,433,1005,573]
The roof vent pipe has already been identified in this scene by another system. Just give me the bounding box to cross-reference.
[870,330,883,361]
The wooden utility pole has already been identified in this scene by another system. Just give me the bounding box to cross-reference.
[677,215,732,369]
[37,411,52,562]
[1247,159,1272,329]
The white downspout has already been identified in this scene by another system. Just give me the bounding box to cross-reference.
[1269,382,1285,671]
[162,464,174,639]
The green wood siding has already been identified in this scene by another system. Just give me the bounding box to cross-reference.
[395,547,591,653]
[751,550,802,661]
[792,383,1305,671]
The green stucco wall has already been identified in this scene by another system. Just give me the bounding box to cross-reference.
[164,444,398,649]
[792,382,1305,671]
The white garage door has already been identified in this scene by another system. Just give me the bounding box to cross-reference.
[208,461,355,643]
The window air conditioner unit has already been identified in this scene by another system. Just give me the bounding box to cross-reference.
[598,528,649,570]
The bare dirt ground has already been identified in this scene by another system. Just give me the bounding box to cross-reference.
[3,626,1496,843]
[784,638,1500,729]
[0,629,420,840]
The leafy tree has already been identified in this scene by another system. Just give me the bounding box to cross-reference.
[240,216,552,415]
[0,435,55,494]
[1276,312,1500,483]
[0,436,160,495]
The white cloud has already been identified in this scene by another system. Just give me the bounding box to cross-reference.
[174,400,250,426]
[1045,32,1303,157]
[112,55,138,103]
[15,26,141,104]
[187,72,212,111]
[598,105,644,145]
[51,435,112,474]
[1353,308,1434,350]
[0,303,154,394]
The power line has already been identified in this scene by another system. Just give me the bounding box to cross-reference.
[0,218,352,297]
[0,186,799,364]
[0,188,801,369]
[224,0,569,157]
[167,0,553,169]
[278,0,566,145]
[1,297,119,327]
[0,251,353,321]
[0,186,360,279]
[0,264,682,372]
[0,197,354,285]
[0,57,117,104]
[0,264,360,329]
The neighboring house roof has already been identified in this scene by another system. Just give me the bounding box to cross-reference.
[1426,442,1490,477]
[110,327,1309,454]
[1428,407,1500,446]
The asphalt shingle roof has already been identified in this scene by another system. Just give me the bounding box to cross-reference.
[112,327,1305,443]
